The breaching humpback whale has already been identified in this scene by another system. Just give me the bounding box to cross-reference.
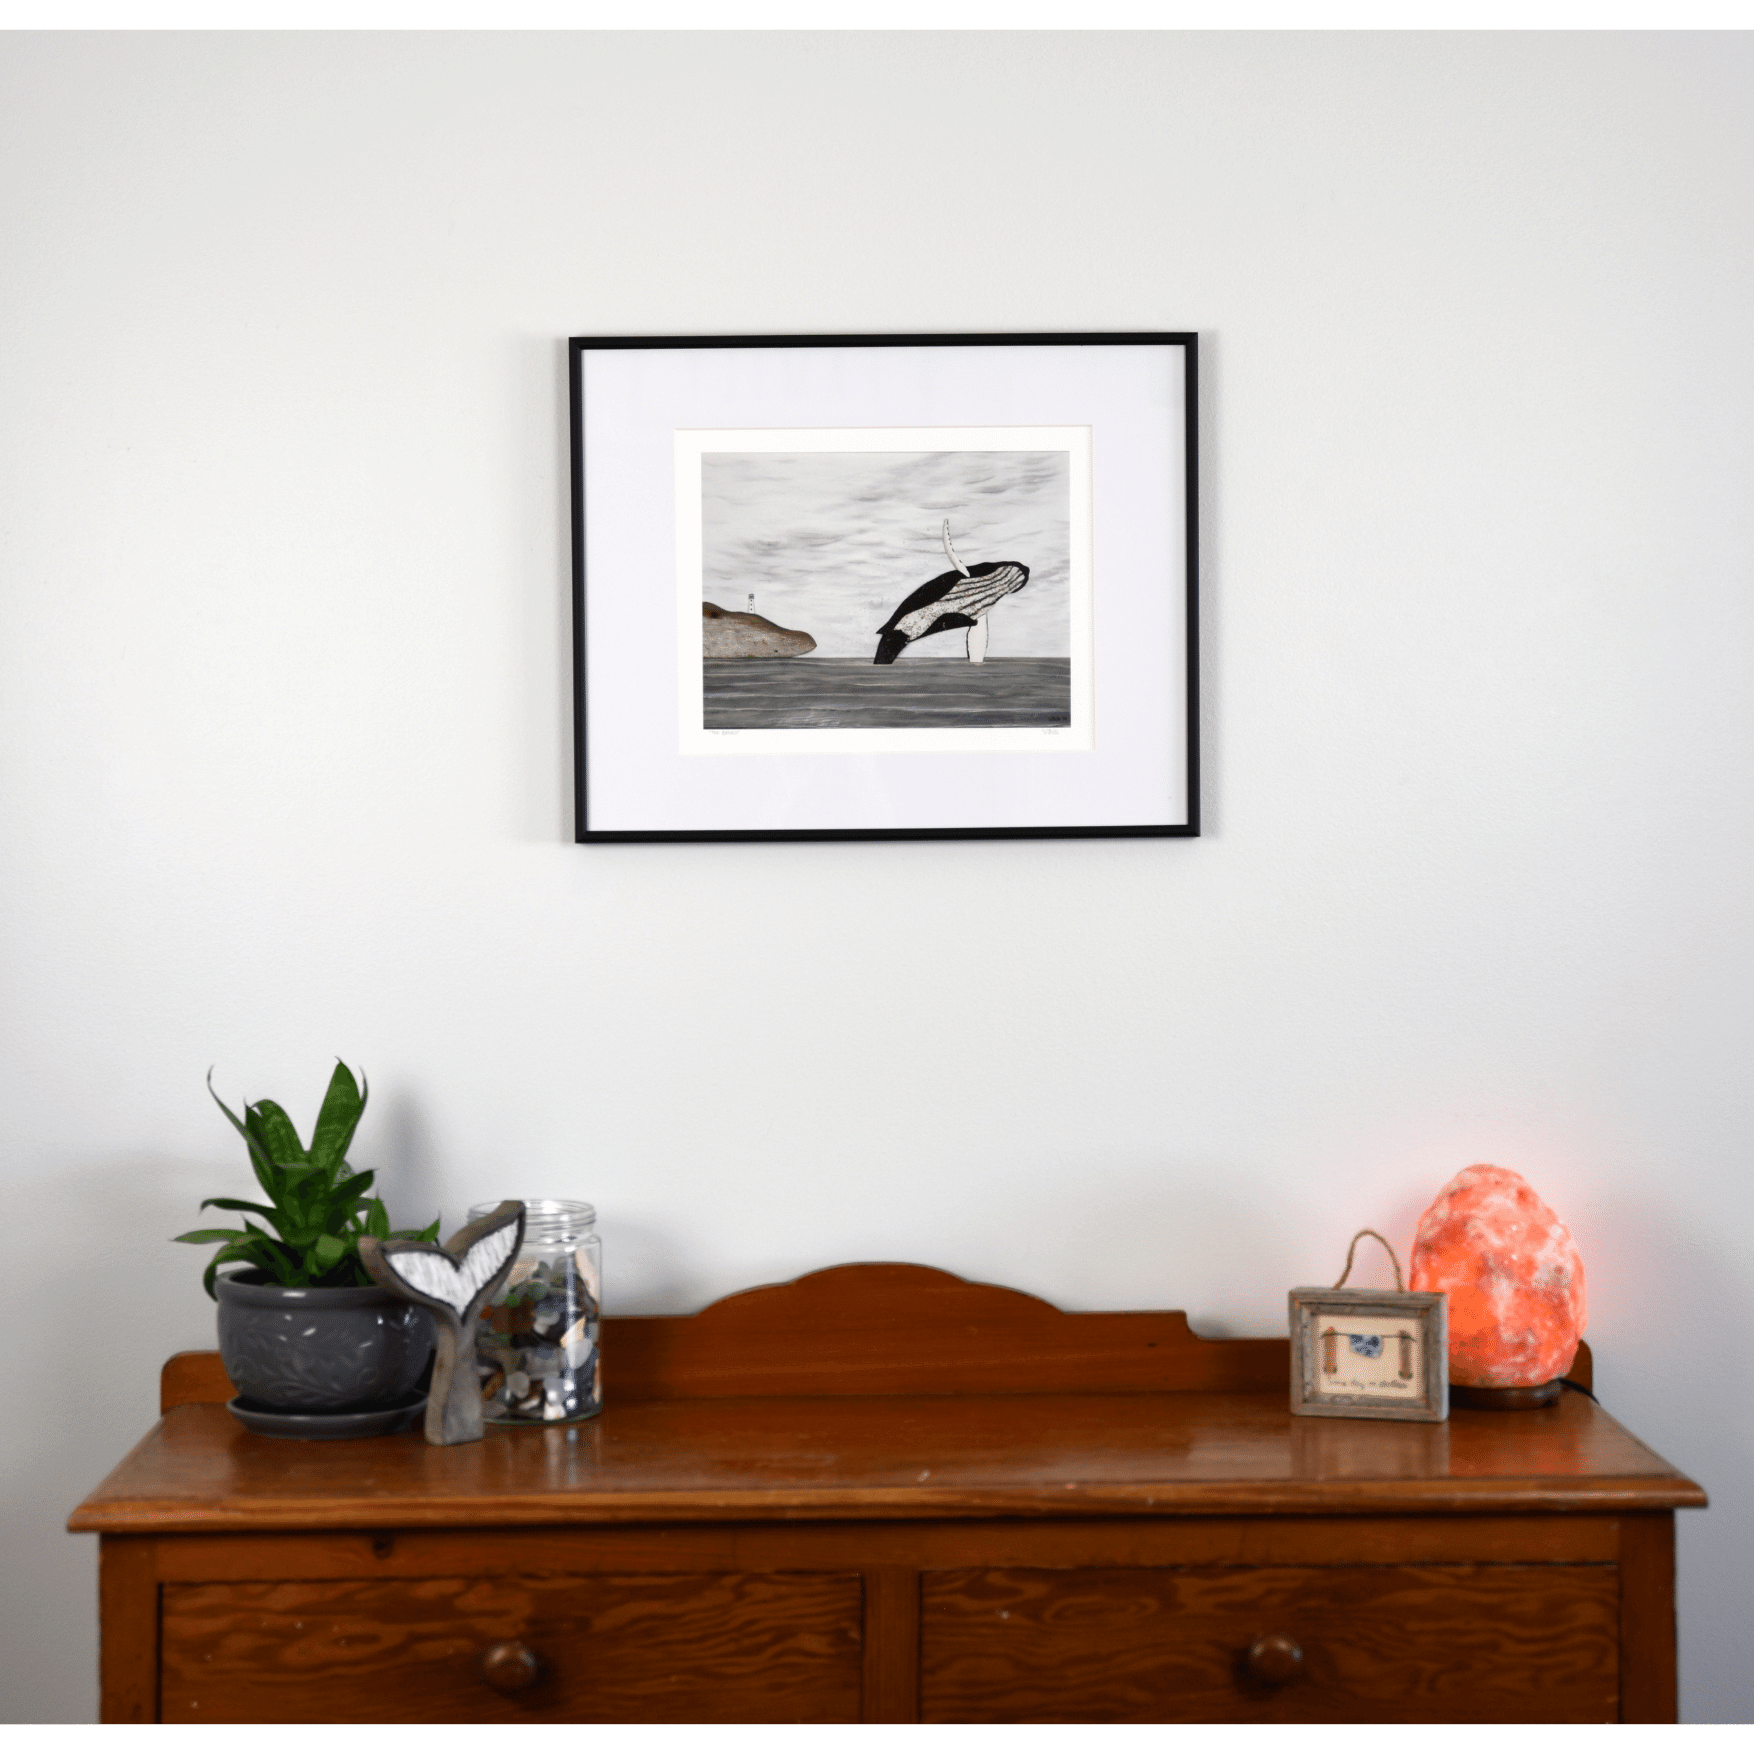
[873,521,1029,665]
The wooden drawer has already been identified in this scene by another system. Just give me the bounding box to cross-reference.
[920,1564,1620,1722]
[161,1571,864,1722]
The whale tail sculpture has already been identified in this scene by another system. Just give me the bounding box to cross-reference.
[361,1200,526,1445]
[874,519,1029,665]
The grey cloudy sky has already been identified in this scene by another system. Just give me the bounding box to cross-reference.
[700,449,1070,660]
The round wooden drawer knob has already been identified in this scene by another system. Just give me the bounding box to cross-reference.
[481,1640,540,1693]
[1246,1633,1304,1685]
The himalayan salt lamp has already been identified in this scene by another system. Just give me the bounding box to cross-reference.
[1408,1164,1586,1396]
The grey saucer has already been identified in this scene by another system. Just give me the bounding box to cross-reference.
[227,1392,426,1441]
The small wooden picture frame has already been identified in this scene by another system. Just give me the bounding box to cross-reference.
[1289,1286,1449,1422]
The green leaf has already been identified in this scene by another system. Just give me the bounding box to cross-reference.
[243,1117,291,1203]
[200,1238,268,1299]
[271,1241,313,1285]
[240,1225,299,1276]
[329,1168,376,1209]
[250,1100,308,1168]
[364,1197,390,1240]
[311,1233,347,1272]
[174,1226,248,1245]
[209,1071,282,1195]
[308,1061,365,1171]
[275,1179,308,1231]
[198,1197,281,1223]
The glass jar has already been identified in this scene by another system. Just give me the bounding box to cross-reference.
[468,1199,601,1424]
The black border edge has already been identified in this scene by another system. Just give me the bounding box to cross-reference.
[568,332,1201,845]
[1182,334,1201,838]
[570,338,589,844]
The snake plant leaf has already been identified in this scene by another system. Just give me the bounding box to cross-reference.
[250,1152,287,1205]
[200,1239,263,1299]
[310,1232,347,1272]
[260,1243,301,1278]
[240,1113,294,1204]
[308,1061,365,1171]
[329,1168,376,1208]
[209,1072,281,1191]
[363,1196,390,1239]
[250,1100,308,1169]
[197,1197,280,1222]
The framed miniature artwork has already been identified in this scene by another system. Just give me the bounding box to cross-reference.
[569,332,1198,843]
[1289,1286,1449,1423]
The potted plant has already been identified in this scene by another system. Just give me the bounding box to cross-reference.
[177,1061,441,1415]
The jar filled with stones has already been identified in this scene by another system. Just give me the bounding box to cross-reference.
[468,1198,601,1424]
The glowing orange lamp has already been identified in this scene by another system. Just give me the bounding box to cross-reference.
[1408,1164,1587,1409]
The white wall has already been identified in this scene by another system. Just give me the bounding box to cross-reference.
[3,31,1750,1722]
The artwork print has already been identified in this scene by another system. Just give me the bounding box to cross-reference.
[676,428,1093,756]
[1315,1320,1423,1399]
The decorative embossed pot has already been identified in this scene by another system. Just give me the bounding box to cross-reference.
[215,1272,434,1411]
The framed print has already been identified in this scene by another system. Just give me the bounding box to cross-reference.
[1288,1287,1449,1424]
[569,332,1198,842]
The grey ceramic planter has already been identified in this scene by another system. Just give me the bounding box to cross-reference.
[215,1273,434,1411]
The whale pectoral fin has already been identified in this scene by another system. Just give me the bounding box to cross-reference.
[966,616,989,663]
[874,631,909,665]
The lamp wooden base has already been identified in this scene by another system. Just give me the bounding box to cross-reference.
[1451,1379,1564,1411]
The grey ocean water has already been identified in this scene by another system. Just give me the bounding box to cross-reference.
[704,657,1071,730]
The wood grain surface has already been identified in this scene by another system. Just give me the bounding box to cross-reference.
[861,1566,921,1723]
[604,1262,1292,1399]
[102,1515,1666,1724]
[71,1381,1704,1537]
[162,1351,233,1413]
[919,1563,1620,1722]
[98,1537,158,1724]
[1618,1512,1679,1721]
[142,1514,1626,1587]
[160,1570,863,1722]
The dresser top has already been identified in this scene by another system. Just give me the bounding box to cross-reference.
[68,1263,1705,1535]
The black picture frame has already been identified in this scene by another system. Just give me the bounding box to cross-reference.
[568,336,1199,848]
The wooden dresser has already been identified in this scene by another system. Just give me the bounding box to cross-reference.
[68,1263,1705,1723]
